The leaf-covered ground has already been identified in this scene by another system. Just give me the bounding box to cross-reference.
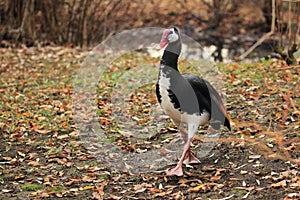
[0,47,299,199]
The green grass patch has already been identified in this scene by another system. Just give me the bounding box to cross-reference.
[231,189,248,195]
[21,183,43,191]
[45,146,63,155]
[47,185,67,193]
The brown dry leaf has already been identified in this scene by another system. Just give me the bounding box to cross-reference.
[280,171,291,179]
[28,160,41,167]
[135,187,146,193]
[188,184,208,192]
[40,191,50,198]
[95,184,106,196]
[189,183,223,192]
[2,156,12,161]
[289,182,300,189]
[58,170,64,177]
[202,166,216,171]
[76,166,85,171]
[290,177,300,189]
[211,175,221,182]
[65,180,75,186]
[149,188,161,193]
[35,129,52,134]
[55,193,63,198]
[284,193,300,200]
[14,174,25,180]
[240,170,248,175]
[65,178,81,186]
[109,194,122,200]
[134,182,152,193]
[69,131,79,138]
[49,158,73,167]
[249,155,261,159]
[178,178,189,186]
[171,191,183,199]
[269,180,287,188]
[92,192,102,200]
[215,168,226,176]
[284,143,298,151]
[17,151,26,157]
[64,162,73,167]
[82,174,96,182]
[43,175,53,183]
[87,166,102,172]
[57,134,69,140]
[96,187,104,196]
[154,190,173,197]
[69,188,79,192]
[54,158,67,165]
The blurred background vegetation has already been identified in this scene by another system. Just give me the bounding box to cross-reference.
[0,0,299,62]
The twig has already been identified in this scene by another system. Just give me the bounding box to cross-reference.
[269,65,300,71]
[239,0,276,60]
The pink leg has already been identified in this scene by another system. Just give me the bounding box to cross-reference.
[179,128,200,165]
[183,150,200,164]
[166,138,193,176]
[179,127,188,142]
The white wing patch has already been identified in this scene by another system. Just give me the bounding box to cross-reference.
[158,69,181,123]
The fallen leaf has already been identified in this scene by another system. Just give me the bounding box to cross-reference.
[215,168,226,176]
[14,174,25,180]
[35,129,52,134]
[57,134,69,140]
[2,156,12,161]
[188,184,208,192]
[109,194,121,200]
[202,166,216,171]
[249,155,261,159]
[240,170,248,175]
[284,193,300,200]
[17,151,26,157]
[2,189,13,193]
[269,180,287,188]
[210,175,221,182]
[28,160,41,166]
[149,188,161,193]
[92,192,102,200]
[135,187,146,193]
[82,174,96,182]
[219,194,234,200]
[80,185,95,190]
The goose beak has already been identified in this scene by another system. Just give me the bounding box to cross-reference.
[159,29,171,49]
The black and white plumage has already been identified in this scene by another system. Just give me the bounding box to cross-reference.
[156,26,231,176]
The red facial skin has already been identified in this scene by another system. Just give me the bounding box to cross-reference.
[159,29,171,49]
